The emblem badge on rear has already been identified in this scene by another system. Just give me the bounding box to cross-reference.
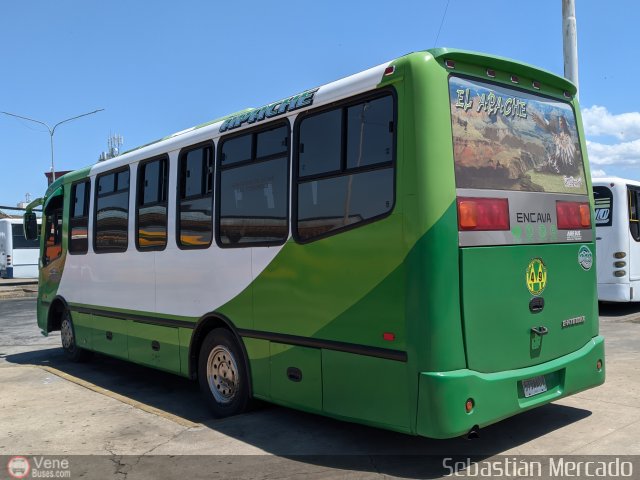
[578,245,593,271]
[526,258,547,296]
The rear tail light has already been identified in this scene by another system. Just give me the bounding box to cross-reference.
[457,197,510,231]
[556,201,591,229]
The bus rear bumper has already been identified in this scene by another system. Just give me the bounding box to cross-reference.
[416,335,605,439]
[598,282,634,302]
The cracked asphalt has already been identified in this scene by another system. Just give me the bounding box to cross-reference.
[1,298,639,478]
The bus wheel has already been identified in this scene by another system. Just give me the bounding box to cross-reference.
[60,310,91,362]
[198,328,249,417]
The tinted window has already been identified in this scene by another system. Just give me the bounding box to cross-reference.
[138,157,168,250]
[219,158,288,245]
[218,123,290,246]
[72,181,88,217]
[298,109,341,177]
[295,93,395,242]
[178,144,213,248]
[11,223,39,249]
[69,180,91,254]
[257,126,288,158]
[95,169,129,252]
[182,148,212,198]
[297,168,394,241]
[629,188,640,242]
[346,96,393,169]
[221,135,252,165]
[593,186,613,227]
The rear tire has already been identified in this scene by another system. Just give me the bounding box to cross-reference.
[60,310,92,362]
[198,328,250,417]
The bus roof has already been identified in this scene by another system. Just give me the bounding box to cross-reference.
[593,177,640,188]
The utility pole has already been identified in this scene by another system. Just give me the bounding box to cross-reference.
[562,0,579,97]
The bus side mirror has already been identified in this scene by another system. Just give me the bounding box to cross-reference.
[24,212,39,241]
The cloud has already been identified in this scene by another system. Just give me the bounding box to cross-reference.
[590,168,607,178]
[582,105,640,140]
[586,139,640,166]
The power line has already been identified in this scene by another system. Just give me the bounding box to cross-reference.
[433,0,451,48]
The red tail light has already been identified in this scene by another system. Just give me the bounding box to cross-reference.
[457,197,510,231]
[556,201,591,229]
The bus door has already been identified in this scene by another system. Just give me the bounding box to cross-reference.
[627,186,640,282]
[41,191,65,300]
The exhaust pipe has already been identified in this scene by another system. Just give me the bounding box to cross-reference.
[466,425,480,440]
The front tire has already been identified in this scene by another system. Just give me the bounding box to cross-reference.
[198,328,250,417]
[60,310,91,362]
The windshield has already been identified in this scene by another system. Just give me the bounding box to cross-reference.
[449,76,587,194]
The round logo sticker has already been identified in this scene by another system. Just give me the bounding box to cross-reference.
[7,457,30,479]
[578,245,593,271]
[526,258,547,296]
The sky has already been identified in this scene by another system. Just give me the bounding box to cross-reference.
[0,0,637,209]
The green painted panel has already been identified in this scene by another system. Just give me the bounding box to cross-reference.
[127,321,181,374]
[91,316,128,360]
[460,242,598,372]
[416,336,604,438]
[178,328,193,377]
[244,337,270,399]
[71,311,92,350]
[252,213,404,344]
[269,343,321,412]
[322,350,410,431]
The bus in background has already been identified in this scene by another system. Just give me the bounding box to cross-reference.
[593,177,640,301]
[0,218,40,279]
[24,48,604,439]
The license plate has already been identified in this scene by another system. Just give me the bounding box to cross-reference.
[522,375,547,398]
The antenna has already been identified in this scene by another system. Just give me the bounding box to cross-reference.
[98,132,124,161]
[17,193,31,210]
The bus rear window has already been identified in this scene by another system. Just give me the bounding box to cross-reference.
[11,223,39,249]
[593,186,613,227]
[449,76,586,194]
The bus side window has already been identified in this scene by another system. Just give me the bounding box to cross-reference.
[69,180,91,254]
[44,196,64,265]
[95,168,130,253]
[630,188,640,242]
[217,124,290,247]
[137,156,169,250]
[177,143,214,248]
[295,93,395,242]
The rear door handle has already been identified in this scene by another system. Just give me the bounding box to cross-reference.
[531,326,549,336]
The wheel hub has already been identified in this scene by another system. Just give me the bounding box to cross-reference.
[61,317,74,350]
[206,345,239,404]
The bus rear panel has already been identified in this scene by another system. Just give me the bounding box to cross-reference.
[414,51,604,438]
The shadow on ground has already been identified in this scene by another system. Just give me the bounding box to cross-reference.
[5,346,592,478]
[599,301,640,318]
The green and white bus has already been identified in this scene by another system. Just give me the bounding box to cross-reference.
[25,48,604,439]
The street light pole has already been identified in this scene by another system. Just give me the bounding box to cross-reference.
[1,108,104,182]
[562,0,579,97]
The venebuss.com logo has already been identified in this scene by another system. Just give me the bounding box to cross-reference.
[7,456,30,479]
[7,456,71,478]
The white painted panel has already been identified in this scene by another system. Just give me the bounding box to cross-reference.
[59,166,156,312]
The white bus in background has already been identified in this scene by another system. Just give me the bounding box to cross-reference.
[593,177,640,302]
[0,218,41,279]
